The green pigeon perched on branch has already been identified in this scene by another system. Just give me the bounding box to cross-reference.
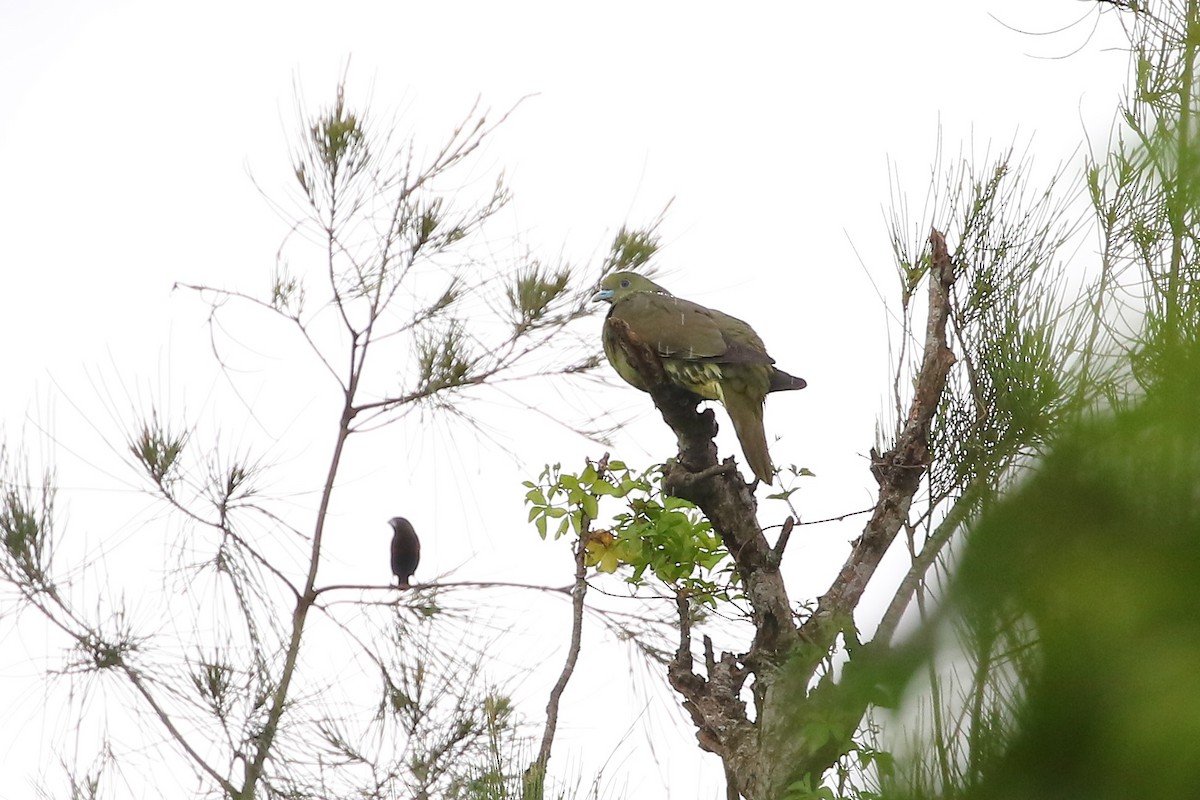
[593,271,806,484]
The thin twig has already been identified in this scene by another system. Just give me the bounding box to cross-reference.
[523,459,596,798]
[312,579,574,598]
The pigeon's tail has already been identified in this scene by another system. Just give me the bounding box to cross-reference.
[723,391,775,485]
[768,368,807,393]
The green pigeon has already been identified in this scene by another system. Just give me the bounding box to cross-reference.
[593,271,805,484]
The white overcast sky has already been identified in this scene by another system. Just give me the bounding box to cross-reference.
[1,2,1128,798]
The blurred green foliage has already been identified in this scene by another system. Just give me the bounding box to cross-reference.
[946,351,1200,800]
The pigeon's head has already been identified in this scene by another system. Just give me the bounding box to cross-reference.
[592,271,670,305]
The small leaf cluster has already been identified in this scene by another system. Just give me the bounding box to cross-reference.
[1,487,52,589]
[611,491,732,605]
[130,412,188,487]
[0,449,57,592]
[523,460,734,604]
[296,84,370,199]
[192,656,236,720]
[601,205,669,275]
[416,321,477,395]
[522,459,641,541]
[505,262,575,335]
[602,224,660,274]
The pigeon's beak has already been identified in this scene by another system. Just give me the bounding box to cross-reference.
[591,288,614,304]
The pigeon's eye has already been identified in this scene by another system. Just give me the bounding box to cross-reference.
[619,278,631,288]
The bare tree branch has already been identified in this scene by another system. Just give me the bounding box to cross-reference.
[805,228,956,638]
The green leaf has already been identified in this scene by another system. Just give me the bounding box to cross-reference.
[582,494,599,521]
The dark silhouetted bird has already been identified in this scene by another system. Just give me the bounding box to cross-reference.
[593,271,806,484]
[388,517,420,588]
